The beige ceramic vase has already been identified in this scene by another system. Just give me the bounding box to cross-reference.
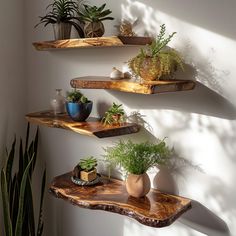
[126,173,151,198]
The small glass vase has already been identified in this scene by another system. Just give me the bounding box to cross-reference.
[50,89,65,115]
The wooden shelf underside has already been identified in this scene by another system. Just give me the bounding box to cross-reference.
[50,172,192,228]
[26,111,139,138]
[33,36,153,51]
[70,76,196,94]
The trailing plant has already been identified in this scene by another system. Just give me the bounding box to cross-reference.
[102,103,125,125]
[77,3,114,23]
[66,89,89,103]
[79,156,97,172]
[35,0,84,38]
[128,24,184,80]
[104,139,172,175]
[0,123,46,236]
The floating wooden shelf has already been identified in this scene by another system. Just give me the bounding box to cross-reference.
[50,172,192,228]
[70,76,195,94]
[26,111,139,138]
[33,36,153,51]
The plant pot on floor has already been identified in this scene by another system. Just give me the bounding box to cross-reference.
[66,101,93,121]
[126,173,151,198]
[53,23,72,40]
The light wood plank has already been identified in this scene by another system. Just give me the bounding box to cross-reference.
[26,111,139,138]
[33,36,152,51]
[70,76,196,94]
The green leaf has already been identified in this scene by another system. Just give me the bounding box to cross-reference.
[15,155,35,236]
[6,136,16,193]
[37,169,46,236]
[24,123,30,151]
[26,177,35,236]
[1,169,13,236]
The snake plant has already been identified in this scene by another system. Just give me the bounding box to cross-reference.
[0,124,46,236]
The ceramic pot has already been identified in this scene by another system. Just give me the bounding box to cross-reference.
[84,21,105,38]
[66,101,93,122]
[53,23,72,40]
[126,173,150,198]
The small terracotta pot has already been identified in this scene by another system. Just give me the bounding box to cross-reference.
[126,173,150,198]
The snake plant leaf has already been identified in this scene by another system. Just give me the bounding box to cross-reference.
[15,155,35,236]
[24,123,30,152]
[37,169,46,236]
[26,177,35,236]
[6,136,16,193]
[18,138,24,184]
[1,168,13,236]
[32,128,39,177]
[11,174,19,233]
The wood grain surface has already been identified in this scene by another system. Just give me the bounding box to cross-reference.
[50,172,192,228]
[33,36,152,51]
[26,111,139,138]
[70,76,195,94]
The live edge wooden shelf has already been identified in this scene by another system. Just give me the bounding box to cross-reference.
[33,36,153,51]
[50,172,192,228]
[26,111,139,138]
[71,76,195,94]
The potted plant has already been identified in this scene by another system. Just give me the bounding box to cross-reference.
[102,102,125,126]
[77,3,114,37]
[128,24,184,81]
[35,0,84,40]
[104,140,171,198]
[73,156,97,182]
[66,89,92,121]
[1,124,46,236]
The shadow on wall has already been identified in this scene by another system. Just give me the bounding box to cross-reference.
[121,0,233,97]
[109,117,232,236]
[108,82,236,120]
[122,0,236,41]
[180,200,231,236]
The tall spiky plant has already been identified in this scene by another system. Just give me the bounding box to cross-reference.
[0,124,46,236]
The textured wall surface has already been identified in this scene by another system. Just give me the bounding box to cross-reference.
[0,0,26,234]
[25,0,236,236]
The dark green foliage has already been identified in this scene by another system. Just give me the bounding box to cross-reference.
[66,89,89,103]
[79,156,97,172]
[78,3,114,23]
[0,124,46,236]
[35,0,84,38]
[104,140,172,175]
[102,103,125,125]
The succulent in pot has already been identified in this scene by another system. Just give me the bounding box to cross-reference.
[104,140,171,198]
[73,156,98,182]
[128,24,184,81]
[35,0,84,40]
[66,89,92,121]
[102,102,125,126]
[77,3,114,37]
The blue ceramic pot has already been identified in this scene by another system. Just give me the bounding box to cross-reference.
[66,101,93,122]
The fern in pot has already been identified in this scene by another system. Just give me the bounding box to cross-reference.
[104,140,171,198]
[35,0,84,40]
[129,24,184,81]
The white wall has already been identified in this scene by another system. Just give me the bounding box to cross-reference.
[0,0,26,234]
[26,0,236,236]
